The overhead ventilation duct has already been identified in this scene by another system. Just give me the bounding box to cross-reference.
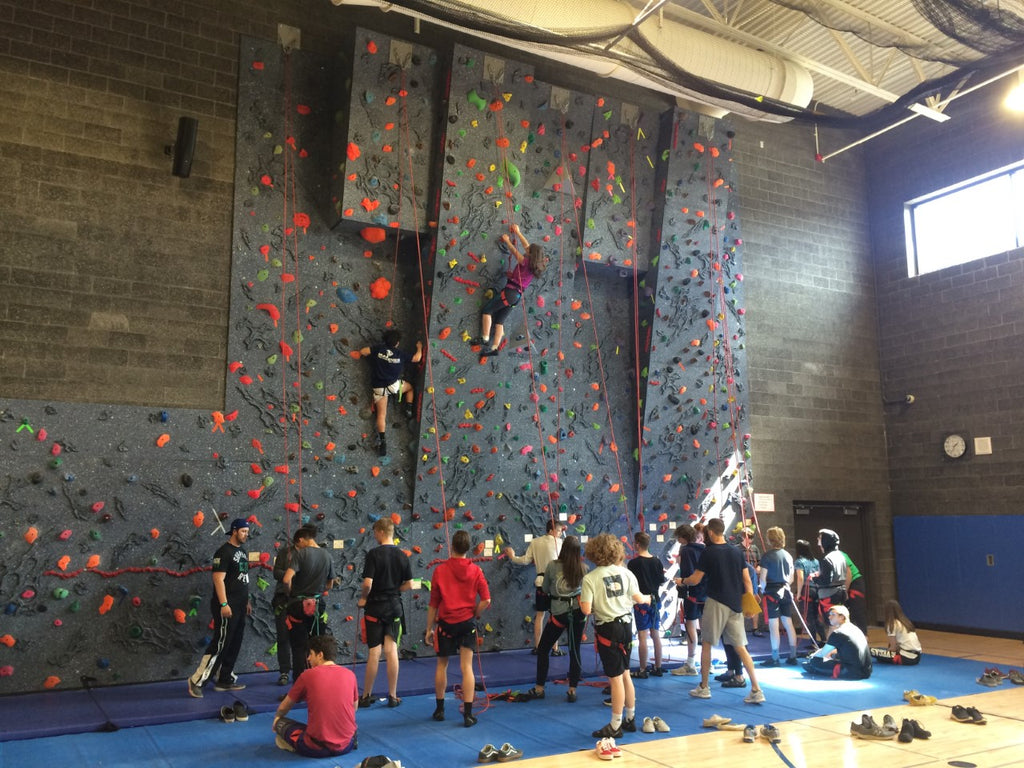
[332,0,814,122]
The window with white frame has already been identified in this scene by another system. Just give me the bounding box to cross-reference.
[905,160,1024,277]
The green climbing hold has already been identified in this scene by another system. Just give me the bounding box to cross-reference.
[503,159,521,187]
[467,88,487,111]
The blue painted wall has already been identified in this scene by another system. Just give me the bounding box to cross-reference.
[894,515,1023,635]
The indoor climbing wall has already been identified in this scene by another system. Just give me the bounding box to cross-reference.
[331,28,440,231]
[0,30,751,695]
[410,45,667,650]
[638,112,751,542]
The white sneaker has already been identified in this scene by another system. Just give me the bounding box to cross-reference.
[744,688,766,704]
[652,716,671,733]
[702,714,732,728]
[689,684,711,699]
[596,738,621,760]
[642,716,655,733]
[671,663,698,676]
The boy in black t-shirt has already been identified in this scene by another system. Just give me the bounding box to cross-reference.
[187,518,251,698]
[358,518,413,707]
[627,532,666,676]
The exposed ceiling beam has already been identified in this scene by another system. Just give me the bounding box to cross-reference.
[660,4,949,119]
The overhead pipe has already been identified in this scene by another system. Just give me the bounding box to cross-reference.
[332,0,814,122]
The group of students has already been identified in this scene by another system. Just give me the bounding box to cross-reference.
[188,515,926,759]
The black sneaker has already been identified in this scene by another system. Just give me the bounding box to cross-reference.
[481,347,500,357]
[468,336,486,346]
[909,719,931,739]
[358,694,374,708]
[592,723,623,739]
[402,404,415,420]
[621,717,636,733]
[714,671,736,683]
[463,713,478,727]
[378,438,387,457]
[898,719,914,743]
[633,668,649,679]
[950,705,973,723]
[649,667,665,677]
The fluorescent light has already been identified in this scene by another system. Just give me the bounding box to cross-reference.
[907,102,950,122]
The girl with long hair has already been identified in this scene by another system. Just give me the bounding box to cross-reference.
[869,599,922,665]
[517,534,587,702]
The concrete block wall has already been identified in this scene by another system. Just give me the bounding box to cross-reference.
[866,82,1024,528]
[731,121,893,613]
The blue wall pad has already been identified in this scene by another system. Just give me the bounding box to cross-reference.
[894,514,1024,634]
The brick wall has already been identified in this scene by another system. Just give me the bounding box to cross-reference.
[731,121,894,609]
[867,80,1024,520]
[0,0,381,408]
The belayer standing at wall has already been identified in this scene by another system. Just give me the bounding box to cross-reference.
[187,518,251,698]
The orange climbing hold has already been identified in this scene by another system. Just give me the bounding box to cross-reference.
[98,595,114,615]
[193,510,205,528]
[57,555,71,571]
[0,635,15,648]
[255,303,281,326]
[87,555,101,569]
[173,609,186,624]
[156,433,170,448]
[347,142,361,161]
[23,527,38,545]
[360,227,386,244]
[370,277,391,299]
[43,676,61,689]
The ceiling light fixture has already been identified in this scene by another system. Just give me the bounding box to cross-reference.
[1004,68,1024,112]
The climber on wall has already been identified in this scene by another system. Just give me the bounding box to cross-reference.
[469,223,548,358]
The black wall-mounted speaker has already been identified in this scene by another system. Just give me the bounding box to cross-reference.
[171,117,199,178]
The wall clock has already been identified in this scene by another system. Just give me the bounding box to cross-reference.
[943,433,968,459]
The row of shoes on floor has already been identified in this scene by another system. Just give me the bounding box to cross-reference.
[704,714,782,744]
[977,666,1024,687]
[850,713,932,741]
[591,715,670,739]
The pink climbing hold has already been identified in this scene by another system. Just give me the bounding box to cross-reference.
[519,445,533,455]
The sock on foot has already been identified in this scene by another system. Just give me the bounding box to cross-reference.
[611,713,623,730]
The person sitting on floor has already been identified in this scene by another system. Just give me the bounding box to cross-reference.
[803,605,872,679]
[273,635,359,758]
[869,599,922,666]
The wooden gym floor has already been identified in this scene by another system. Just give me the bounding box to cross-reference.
[512,629,1024,768]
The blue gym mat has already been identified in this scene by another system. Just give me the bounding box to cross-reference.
[0,646,1007,768]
